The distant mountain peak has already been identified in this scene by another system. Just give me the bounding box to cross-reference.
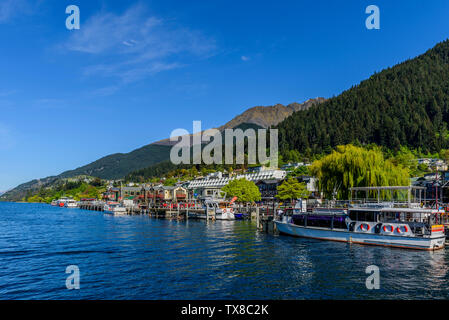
[219,97,326,130]
[0,97,325,201]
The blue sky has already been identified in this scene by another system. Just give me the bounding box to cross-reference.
[1,0,449,191]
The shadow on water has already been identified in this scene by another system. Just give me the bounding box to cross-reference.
[0,202,448,299]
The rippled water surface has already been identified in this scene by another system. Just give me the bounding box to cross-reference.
[1,202,449,299]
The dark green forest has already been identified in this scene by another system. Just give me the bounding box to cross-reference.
[277,39,449,155]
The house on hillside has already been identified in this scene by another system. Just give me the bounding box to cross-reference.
[296,175,320,198]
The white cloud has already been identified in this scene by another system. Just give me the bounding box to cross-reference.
[241,56,250,61]
[64,4,216,85]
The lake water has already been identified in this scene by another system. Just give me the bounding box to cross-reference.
[1,202,449,299]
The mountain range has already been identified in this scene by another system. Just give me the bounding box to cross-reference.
[5,38,449,202]
[0,98,325,201]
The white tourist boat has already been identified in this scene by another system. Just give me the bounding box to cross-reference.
[51,199,58,206]
[65,199,78,208]
[276,207,445,250]
[275,187,446,251]
[196,198,235,220]
[103,202,127,215]
[56,197,71,207]
[187,198,235,220]
[216,206,235,220]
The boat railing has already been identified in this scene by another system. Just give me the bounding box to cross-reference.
[348,200,424,209]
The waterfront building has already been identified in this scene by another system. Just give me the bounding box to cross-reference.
[281,162,310,170]
[139,185,189,207]
[417,158,448,171]
[296,175,320,198]
[102,187,120,201]
[412,170,449,203]
[246,165,270,173]
[187,169,287,199]
[120,186,142,200]
[255,180,282,201]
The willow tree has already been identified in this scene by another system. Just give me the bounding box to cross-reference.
[310,145,410,199]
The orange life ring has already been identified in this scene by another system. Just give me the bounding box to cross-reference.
[383,225,394,233]
[360,223,370,231]
[396,225,408,233]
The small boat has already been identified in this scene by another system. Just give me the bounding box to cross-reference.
[234,213,244,220]
[65,199,78,208]
[51,200,58,206]
[192,198,235,220]
[103,202,127,215]
[56,197,71,207]
[216,203,235,220]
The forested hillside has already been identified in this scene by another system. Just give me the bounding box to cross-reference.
[277,40,449,155]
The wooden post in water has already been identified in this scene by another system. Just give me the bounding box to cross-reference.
[256,206,260,230]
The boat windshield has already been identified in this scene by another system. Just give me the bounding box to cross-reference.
[348,210,377,222]
[292,213,347,229]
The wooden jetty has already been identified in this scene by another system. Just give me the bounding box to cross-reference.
[79,201,104,212]
[78,199,284,231]
[79,200,212,220]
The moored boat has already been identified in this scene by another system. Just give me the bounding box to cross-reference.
[192,198,235,220]
[56,197,71,207]
[103,202,127,215]
[276,205,445,251]
[234,213,245,220]
[216,204,235,220]
[65,199,78,208]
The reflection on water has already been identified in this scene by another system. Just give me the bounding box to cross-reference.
[1,202,449,299]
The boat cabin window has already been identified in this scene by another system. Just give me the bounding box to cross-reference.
[349,210,377,222]
[379,211,399,222]
[292,214,347,229]
[379,211,425,223]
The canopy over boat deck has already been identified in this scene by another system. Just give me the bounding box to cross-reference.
[349,186,427,206]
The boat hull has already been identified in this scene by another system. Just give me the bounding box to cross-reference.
[104,209,127,215]
[275,221,445,251]
[234,213,244,220]
[216,212,235,220]
[187,212,234,220]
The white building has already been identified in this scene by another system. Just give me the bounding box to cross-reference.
[187,170,287,198]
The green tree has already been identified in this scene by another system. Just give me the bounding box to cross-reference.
[390,146,418,176]
[310,144,409,199]
[276,178,310,202]
[221,178,261,203]
[163,178,177,186]
[287,166,310,178]
[440,149,449,163]
[90,177,103,187]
